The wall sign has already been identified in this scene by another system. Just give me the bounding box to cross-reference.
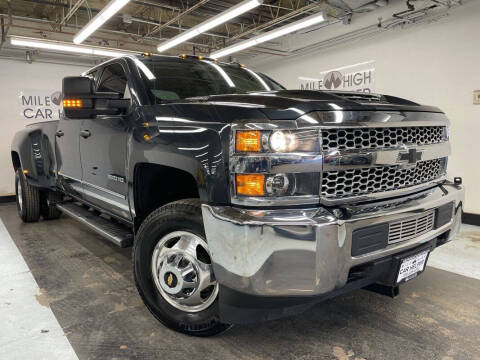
[298,60,375,93]
[18,90,62,122]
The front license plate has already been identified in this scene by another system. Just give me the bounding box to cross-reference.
[396,250,430,284]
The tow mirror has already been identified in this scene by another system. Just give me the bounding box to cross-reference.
[62,76,129,119]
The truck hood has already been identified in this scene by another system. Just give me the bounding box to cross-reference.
[180,90,443,120]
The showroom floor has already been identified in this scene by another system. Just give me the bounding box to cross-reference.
[0,202,479,360]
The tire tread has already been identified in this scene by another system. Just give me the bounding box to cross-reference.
[133,198,231,337]
[16,169,40,222]
[41,191,63,220]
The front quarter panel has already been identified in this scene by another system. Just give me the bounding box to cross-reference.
[128,105,234,207]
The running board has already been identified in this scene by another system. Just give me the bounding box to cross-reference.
[56,203,133,247]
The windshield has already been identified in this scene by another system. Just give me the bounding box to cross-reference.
[138,57,284,103]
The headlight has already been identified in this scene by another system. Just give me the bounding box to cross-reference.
[235,129,319,153]
[231,126,321,206]
[265,173,290,195]
[236,173,293,197]
[269,131,297,152]
[235,173,319,198]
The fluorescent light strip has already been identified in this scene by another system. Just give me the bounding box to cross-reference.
[93,48,126,57]
[210,12,325,58]
[195,0,262,33]
[74,0,130,44]
[202,60,235,87]
[11,37,128,58]
[157,0,262,53]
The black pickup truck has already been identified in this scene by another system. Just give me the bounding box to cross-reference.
[11,54,464,336]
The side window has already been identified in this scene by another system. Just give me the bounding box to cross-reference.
[97,63,129,98]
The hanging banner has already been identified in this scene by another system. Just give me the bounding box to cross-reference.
[298,60,375,93]
[18,90,62,122]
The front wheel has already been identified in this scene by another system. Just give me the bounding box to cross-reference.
[132,199,231,337]
[15,169,41,222]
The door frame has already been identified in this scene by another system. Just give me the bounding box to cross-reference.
[78,59,134,220]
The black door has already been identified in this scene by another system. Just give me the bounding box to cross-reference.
[55,69,100,198]
[79,62,131,220]
[56,117,84,197]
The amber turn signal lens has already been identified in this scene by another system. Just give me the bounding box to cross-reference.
[236,174,265,196]
[62,99,83,108]
[236,130,261,152]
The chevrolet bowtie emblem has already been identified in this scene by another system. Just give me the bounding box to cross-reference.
[398,148,423,165]
[167,273,174,287]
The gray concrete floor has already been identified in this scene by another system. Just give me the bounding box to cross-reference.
[1,202,479,360]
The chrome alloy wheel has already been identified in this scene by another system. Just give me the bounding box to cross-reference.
[151,231,218,313]
[17,177,23,211]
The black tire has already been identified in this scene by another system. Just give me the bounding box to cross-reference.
[40,191,63,220]
[132,198,231,337]
[15,169,40,223]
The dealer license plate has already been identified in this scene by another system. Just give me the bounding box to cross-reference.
[396,250,429,284]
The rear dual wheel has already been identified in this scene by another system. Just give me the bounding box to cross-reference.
[133,199,231,337]
[15,169,40,222]
[40,191,63,220]
[15,169,63,222]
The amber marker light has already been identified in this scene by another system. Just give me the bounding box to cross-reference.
[235,130,261,152]
[62,99,83,108]
[236,174,265,196]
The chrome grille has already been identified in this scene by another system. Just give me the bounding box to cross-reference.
[388,211,435,243]
[321,158,446,198]
[321,126,446,152]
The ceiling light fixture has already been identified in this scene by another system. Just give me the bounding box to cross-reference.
[11,36,129,58]
[210,12,325,58]
[157,0,263,53]
[74,0,130,44]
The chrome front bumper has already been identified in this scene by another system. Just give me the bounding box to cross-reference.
[202,182,464,298]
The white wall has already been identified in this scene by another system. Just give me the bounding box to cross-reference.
[248,1,479,214]
[0,58,88,196]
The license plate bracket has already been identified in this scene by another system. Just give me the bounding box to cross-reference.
[396,249,430,284]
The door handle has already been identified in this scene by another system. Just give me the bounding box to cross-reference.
[55,130,64,137]
[80,130,91,139]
